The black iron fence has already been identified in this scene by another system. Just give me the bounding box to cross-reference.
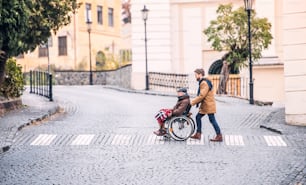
[29,70,53,101]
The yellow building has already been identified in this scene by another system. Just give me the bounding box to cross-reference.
[17,0,123,72]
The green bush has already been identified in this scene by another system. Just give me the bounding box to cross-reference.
[0,58,25,98]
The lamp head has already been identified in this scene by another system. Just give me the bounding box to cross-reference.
[86,19,92,31]
[141,5,149,21]
[244,0,253,11]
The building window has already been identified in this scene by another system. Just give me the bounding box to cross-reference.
[97,6,103,25]
[120,49,132,63]
[86,3,92,22]
[58,36,67,56]
[38,45,48,57]
[108,8,114,27]
[96,51,106,68]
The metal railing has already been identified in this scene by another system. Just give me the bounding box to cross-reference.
[149,72,248,98]
[149,72,189,92]
[209,75,245,97]
[29,70,53,101]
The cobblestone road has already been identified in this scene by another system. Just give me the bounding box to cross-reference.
[0,86,305,185]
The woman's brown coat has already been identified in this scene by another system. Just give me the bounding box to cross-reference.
[191,79,216,114]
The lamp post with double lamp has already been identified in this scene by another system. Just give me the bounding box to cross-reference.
[244,0,254,104]
[86,20,93,85]
[141,5,149,90]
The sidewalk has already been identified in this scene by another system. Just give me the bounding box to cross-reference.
[0,91,60,154]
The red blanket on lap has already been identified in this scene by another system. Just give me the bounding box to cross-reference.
[155,109,172,124]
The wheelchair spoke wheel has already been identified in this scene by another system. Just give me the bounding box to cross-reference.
[168,116,195,141]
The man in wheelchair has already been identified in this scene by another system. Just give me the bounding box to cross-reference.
[154,87,191,136]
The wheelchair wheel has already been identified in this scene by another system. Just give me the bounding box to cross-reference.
[168,116,195,141]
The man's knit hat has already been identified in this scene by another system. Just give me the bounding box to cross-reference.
[177,87,188,93]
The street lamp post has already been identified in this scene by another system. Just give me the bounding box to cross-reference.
[46,37,52,74]
[141,5,149,90]
[86,20,93,85]
[244,0,254,104]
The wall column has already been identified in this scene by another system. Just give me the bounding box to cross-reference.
[283,0,306,126]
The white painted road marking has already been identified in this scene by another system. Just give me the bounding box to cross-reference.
[187,137,205,145]
[111,134,132,145]
[225,135,245,146]
[30,134,56,146]
[71,135,94,145]
[264,136,287,146]
[28,134,288,147]
[146,134,165,145]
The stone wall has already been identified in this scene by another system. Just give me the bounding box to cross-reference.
[0,98,22,116]
[54,64,131,88]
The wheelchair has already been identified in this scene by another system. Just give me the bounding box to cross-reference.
[162,105,196,141]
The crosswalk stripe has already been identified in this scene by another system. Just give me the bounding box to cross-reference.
[264,136,287,146]
[30,134,56,146]
[146,135,165,145]
[71,135,94,145]
[225,135,245,146]
[111,135,131,145]
[187,137,205,145]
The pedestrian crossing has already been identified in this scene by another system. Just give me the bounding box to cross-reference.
[71,134,95,145]
[264,135,287,147]
[21,134,291,147]
[186,136,205,145]
[225,135,245,146]
[30,134,56,146]
[111,134,132,145]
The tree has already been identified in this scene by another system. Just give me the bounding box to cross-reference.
[204,4,273,94]
[0,0,80,85]
[0,58,24,98]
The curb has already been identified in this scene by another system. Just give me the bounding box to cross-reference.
[103,86,178,97]
[17,106,61,131]
[0,105,61,155]
[259,125,283,134]
[259,110,284,135]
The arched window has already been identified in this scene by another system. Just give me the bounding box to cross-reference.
[208,60,239,74]
[96,51,106,67]
[208,59,223,74]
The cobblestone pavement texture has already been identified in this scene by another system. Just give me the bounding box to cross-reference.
[0,86,305,185]
[0,89,60,154]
